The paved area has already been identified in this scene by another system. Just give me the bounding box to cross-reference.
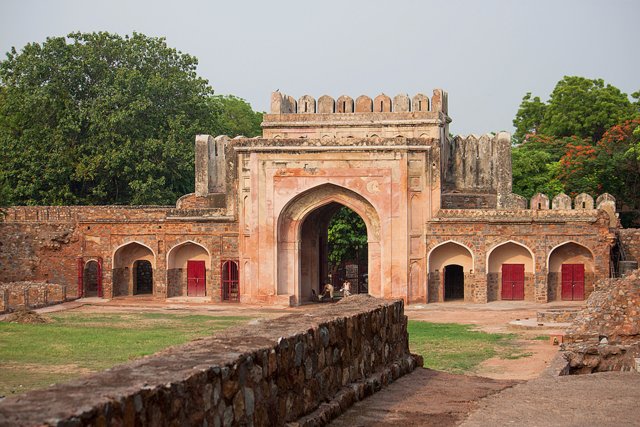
[461,371,640,427]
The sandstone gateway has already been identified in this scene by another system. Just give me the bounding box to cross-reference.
[0,90,623,306]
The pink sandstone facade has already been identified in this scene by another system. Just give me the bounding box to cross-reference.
[0,90,621,306]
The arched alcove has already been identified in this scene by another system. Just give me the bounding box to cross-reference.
[427,241,474,302]
[166,241,210,297]
[547,242,594,301]
[486,241,534,301]
[83,260,100,297]
[112,242,155,296]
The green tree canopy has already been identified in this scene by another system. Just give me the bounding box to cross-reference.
[0,32,262,206]
[513,76,637,143]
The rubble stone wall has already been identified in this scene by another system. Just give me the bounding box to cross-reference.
[562,271,640,374]
[0,282,67,313]
[0,296,420,427]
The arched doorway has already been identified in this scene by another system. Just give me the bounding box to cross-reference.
[277,184,381,305]
[112,242,156,297]
[83,260,100,297]
[428,241,473,302]
[547,242,594,301]
[298,203,368,302]
[167,241,210,297]
[134,260,153,294]
[444,265,464,300]
[221,260,239,302]
[487,242,534,301]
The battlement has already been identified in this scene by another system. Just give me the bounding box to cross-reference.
[262,89,450,139]
[269,90,448,115]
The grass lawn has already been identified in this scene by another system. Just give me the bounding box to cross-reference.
[0,312,250,397]
[408,321,532,374]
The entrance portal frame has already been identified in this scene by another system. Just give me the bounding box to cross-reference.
[277,184,381,305]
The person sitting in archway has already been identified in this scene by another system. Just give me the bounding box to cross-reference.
[322,282,334,301]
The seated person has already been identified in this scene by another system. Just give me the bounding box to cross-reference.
[322,282,334,301]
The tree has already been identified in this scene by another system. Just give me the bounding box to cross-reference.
[0,32,262,206]
[512,93,546,143]
[210,95,262,138]
[514,76,637,145]
[327,207,367,271]
[559,118,640,223]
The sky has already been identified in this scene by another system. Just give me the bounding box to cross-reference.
[1,0,639,135]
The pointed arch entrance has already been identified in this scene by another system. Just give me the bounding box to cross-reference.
[427,241,474,302]
[547,242,594,301]
[112,242,156,297]
[277,184,381,305]
[167,241,211,297]
[82,260,102,297]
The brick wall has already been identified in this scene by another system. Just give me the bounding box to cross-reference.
[0,296,420,426]
[0,206,239,301]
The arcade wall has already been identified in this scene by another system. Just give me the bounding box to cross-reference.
[0,206,239,300]
[421,208,615,304]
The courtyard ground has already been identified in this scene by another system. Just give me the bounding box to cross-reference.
[2,297,639,426]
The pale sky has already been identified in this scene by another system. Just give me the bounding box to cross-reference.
[1,0,638,135]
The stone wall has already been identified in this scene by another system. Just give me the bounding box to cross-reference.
[0,296,420,426]
[562,271,640,374]
[0,282,67,313]
[440,133,512,209]
[424,209,613,304]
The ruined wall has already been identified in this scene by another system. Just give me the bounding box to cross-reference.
[0,296,420,427]
[0,282,67,313]
[562,272,640,374]
[0,222,80,287]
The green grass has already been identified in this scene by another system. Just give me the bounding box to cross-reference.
[408,321,530,374]
[532,335,550,341]
[0,312,250,396]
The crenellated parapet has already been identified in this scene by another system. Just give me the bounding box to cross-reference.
[269,90,447,114]
[440,132,512,209]
[263,89,450,139]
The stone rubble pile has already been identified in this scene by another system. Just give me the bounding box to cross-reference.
[562,271,640,374]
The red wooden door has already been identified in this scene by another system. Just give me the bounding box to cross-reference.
[187,260,206,297]
[561,264,585,301]
[502,264,525,300]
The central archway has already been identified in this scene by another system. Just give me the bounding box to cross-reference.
[277,184,381,305]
